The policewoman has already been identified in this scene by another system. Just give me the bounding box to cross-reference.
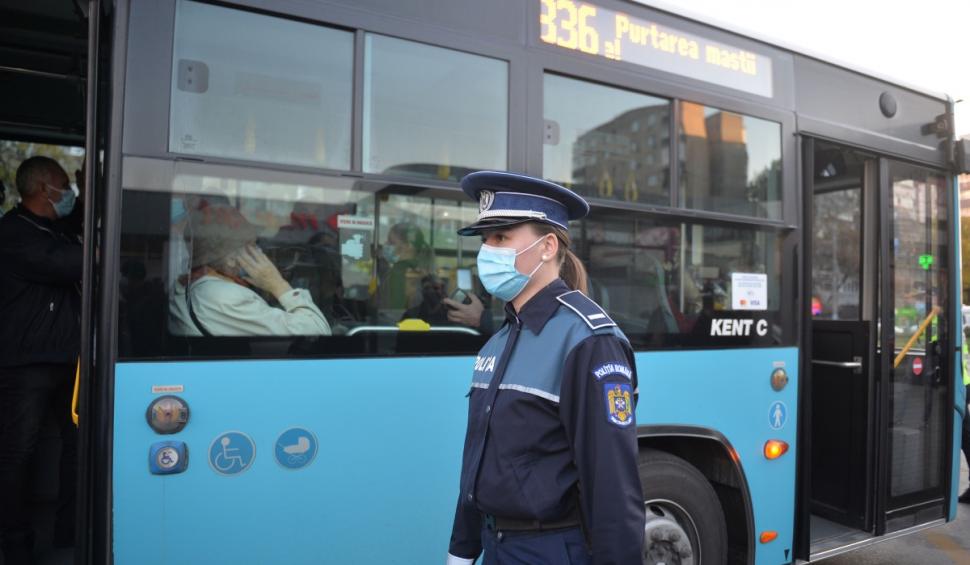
[446,172,644,565]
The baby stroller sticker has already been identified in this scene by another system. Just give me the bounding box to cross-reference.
[275,427,318,470]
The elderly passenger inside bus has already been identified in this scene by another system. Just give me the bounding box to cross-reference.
[168,202,332,336]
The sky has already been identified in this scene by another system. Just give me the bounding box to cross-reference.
[639,0,970,137]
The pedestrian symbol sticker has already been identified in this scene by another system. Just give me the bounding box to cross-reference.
[769,401,787,430]
[275,427,318,470]
[208,431,255,475]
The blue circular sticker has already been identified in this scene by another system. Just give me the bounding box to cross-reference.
[208,431,256,475]
[275,427,318,470]
[768,401,788,430]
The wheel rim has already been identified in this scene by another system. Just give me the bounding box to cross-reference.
[642,498,700,565]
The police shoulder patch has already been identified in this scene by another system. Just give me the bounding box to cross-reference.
[603,382,634,427]
[556,290,616,330]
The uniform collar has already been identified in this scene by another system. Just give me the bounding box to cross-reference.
[504,278,570,334]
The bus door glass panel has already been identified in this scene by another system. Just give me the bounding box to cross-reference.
[885,164,949,522]
[809,143,869,530]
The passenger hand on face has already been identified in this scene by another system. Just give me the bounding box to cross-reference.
[233,245,292,298]
[169,203,331,337]
[443,293,484,328]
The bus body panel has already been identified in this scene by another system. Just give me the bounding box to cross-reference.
[638,347,799,564]
[114,357,471,564]
[113,346,797,564]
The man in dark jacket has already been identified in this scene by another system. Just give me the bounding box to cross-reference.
[0,156,82,564]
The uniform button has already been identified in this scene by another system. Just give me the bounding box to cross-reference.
[467,493,473,502]
[485,405,491,413]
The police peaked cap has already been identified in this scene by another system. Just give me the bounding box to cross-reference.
[457,171,590,236]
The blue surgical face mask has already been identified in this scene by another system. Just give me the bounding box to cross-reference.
[46,184,77,218]
[476,236,547,302]
[382,244,399,264]
[171,198,188,223]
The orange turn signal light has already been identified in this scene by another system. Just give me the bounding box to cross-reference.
[764,440,789,460]
[760,530,778,544]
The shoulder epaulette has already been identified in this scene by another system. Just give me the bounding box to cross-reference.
[555,290,616,330]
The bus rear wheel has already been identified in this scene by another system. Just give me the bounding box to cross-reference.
[639,448,728,565]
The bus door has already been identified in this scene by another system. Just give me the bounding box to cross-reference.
[876,162,951,534]
[805,140,953,556]
[807,142,879,545]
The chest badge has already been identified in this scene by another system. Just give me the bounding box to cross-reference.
[604,383,634,427]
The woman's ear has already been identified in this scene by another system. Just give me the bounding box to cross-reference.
[544,233,558,260]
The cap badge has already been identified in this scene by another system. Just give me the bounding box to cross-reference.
[479,190,495,214]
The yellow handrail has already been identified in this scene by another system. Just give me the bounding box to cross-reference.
[72,359,80,427]
[893,305,940,369]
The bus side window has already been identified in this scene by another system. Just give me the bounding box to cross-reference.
[117,162,492,358]
[575,213,783,349]
[374,194,491,335]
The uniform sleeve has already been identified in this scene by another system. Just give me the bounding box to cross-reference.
[559,334,644,565]
[447,494,482,562]
[193,282,332,336]
[448,387,483,562]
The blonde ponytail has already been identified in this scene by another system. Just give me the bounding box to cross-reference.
[560,247,589,295]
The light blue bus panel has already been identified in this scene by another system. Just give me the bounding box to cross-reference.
[638,347,799,565]
[114,347,797,564]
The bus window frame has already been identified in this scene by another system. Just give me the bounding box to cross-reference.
[123,0,531,175]
[531,61,799,227]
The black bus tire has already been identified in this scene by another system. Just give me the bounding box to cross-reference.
[639,447,728,565]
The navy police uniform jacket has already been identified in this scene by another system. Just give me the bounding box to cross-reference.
[449,279,645,564]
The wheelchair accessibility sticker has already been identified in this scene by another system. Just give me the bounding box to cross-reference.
[768,401,787,430]
[275,427,318,470]
[208,431,256,476]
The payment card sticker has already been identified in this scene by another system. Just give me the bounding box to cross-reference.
[731,273,768,311]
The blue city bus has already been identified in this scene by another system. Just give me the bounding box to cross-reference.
[2,0,969,564]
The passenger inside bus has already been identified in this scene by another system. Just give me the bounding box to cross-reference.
[168,202,333,336]
[0,156,83,565]
[377,221,434,312]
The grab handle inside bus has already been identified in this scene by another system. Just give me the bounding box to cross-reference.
[893,305,941,369]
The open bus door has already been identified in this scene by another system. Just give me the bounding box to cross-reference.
[803,140,879,559]
[0,0,117,563]
[802,138,954,560]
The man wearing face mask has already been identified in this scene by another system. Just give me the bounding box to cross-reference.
[0,156,83,563]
